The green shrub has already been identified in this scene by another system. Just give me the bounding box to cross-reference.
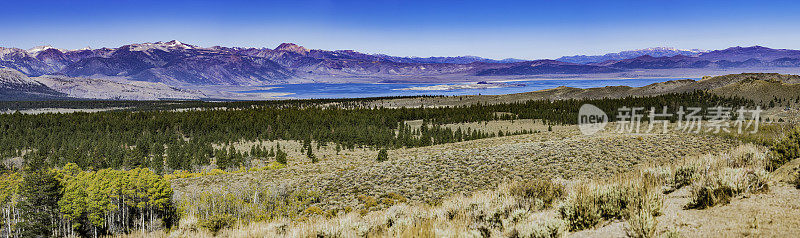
[199,214,235,235]
[559,179,662,232]
[625,209,657,238]
[358,194,379,209]
[303,206,325,216]
[509,179,565,209]
[376,148,388,162]
[673,167,695,190]
[686,184,735,209]
[559,186,601,231]
[597,182,661,220]
[379,192,407,206]
[628,188,663,219]
[661,229,683,238]
[742,169,770,194]
[516,218,567,238]
[597,185,628,219]
[686,165,769,209]
[769,127,800,171]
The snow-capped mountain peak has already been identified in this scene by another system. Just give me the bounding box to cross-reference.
[632,47,707,54]
[557,47,709,64]
[127,40,197,51]
[27,45,62,55]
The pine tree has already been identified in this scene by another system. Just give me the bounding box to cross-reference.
[307,146,317,163]
[153,153,165,174]
[275,147,287,164]
[216,148,229,170]
[166,145,181,171]
[376,148,388,162]
[18,168,62,237]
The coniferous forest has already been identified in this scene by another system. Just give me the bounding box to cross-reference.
[0,91,758,237]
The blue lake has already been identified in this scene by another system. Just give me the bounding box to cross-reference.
[241,78,695,99]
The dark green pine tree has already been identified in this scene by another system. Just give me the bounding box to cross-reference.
[166,144,182,171]
[276,147,287,164]
[307,145,317,163]
[18,168,62,238]
[217,148,230,170]
[376,148,388,162]
[152,153,165,174]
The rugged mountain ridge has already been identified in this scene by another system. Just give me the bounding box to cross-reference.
[593,46,800,69]
[475,60,622,76]
[0,41,624,85]
[1,42,800,87]
[557,47,707,64]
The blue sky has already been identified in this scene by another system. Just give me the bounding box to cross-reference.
[2,0,800,59]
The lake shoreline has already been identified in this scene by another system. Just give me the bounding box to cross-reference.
[232,77,696,99]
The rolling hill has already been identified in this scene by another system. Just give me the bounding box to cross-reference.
[0,69,68,100]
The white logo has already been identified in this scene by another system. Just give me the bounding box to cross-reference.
[578,104,608,135]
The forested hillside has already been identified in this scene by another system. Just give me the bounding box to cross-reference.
[0,91,759,237]
[0,91,755,173]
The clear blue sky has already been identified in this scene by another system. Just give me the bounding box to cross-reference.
[2,0,800,59]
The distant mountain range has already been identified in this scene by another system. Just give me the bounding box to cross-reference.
[2,41,800,100]
[475,60,622,76]
[0,41,531,86]
[374,54,526,64]
[591,46,800,69]
[556,47,707,64]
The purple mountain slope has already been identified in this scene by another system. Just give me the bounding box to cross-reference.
[594,46,800,69]
[2,42,800,86]
[476,60,621,76]
[557,47,707,64]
